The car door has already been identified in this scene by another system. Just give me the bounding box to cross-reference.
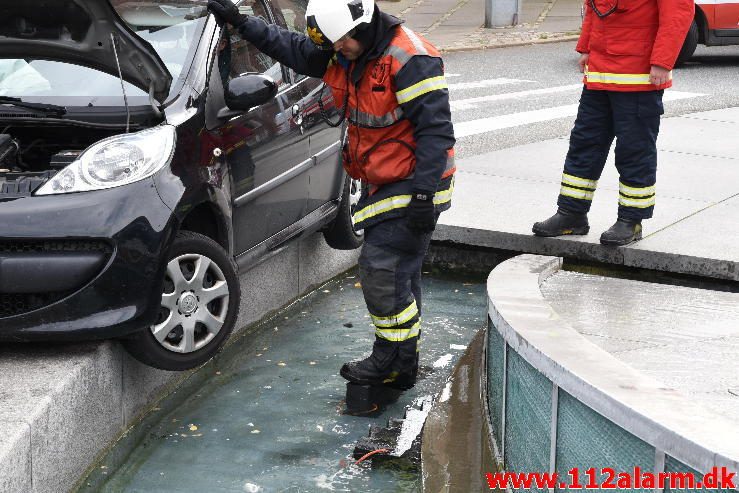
[271,0,345,214]
[224,0,310,254]
[714,2,739,31]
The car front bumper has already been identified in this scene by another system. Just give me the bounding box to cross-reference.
[0,178,176,341]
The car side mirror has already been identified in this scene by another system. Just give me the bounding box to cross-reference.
[225,74,278,111]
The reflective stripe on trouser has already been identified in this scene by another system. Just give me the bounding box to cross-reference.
[358,216,436,343]
[352,175,454,230]
[557,87,661,221]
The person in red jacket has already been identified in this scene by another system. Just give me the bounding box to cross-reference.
[533,0,694,245]
[207,0,455,392]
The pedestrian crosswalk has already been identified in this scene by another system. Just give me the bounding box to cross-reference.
[448,77,706,140]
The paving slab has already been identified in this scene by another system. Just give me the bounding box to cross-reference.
[656,116,739,160]
[680,106,739,123]
[624,195,739,280]
[436,171,712,264]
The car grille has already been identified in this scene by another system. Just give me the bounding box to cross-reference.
[0,240,112,318]
[0,239,112,254]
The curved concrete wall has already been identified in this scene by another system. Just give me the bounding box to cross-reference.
[0,234,359,493]
[485,254,739,485]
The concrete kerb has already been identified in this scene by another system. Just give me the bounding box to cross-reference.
[438,33,580,52]
[0,235,360,493]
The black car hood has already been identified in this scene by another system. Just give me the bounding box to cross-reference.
[0,0,172,103]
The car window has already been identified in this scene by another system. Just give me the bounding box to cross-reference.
[0,1,208,104]
[219,0,284,87]
[270,0,308,83]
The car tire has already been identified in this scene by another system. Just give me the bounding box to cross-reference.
[676,20,698,67]
[323,174,364,250]
[122,231,240,371]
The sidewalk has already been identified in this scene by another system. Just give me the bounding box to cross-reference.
[378,0,583,51]
[435,107,739,281]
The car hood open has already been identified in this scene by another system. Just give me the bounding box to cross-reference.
[0,0,172,103]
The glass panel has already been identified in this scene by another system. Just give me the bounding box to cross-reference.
[555,390,654,493]
[665,456,709,493]
[505,348,551,491]
[487,318,505,452]
[271,0,309,82]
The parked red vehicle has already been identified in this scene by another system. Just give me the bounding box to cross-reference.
[677,0,739,64]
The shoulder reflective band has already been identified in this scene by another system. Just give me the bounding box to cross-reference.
[396,76,448,104]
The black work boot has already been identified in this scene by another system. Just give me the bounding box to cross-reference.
[340,337,419,390]
[532,209,589,237]
[600,219,642,246]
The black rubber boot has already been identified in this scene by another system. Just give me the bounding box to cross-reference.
[340,337,419,390]
[600,219,642,246]
[532,209,590,237]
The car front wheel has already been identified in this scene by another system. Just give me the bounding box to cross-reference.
[123,231,240,371]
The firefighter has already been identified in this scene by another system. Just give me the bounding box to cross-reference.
[532,0,694,245]
[207,0,455,390]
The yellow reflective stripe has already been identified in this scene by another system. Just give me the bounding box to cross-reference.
[353,177,454,225]
[560,186,594,201]
[619,182,655,197]
[371,300,419,328]
[376,321,421,342]
[353,194,412,224]
[396,76,448,104]
[619,196,656,208]
[434,179,454,205]
[562,173,597,190]
[585,70,662,85]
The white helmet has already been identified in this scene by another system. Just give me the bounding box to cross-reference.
[305,0,375,49]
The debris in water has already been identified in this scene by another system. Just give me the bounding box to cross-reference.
[343,323,354,328]
[189,424,198,431]
[433,354,454,368]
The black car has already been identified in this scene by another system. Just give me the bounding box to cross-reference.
[0,0,362,370]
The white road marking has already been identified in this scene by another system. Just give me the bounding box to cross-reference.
[451,84,583,111]
[454,90,706,138]
[448,78,533,91]
[446,73,462,78]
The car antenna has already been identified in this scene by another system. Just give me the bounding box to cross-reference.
[110,33,131,133]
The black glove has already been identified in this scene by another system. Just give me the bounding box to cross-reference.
[406,192,436,233]
[208,0,248,26]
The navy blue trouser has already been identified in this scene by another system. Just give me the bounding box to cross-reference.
[557,87,664,221]
[357,216,436,347]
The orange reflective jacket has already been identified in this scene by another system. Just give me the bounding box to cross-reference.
[323,26,456,186]
[577,0,694,91]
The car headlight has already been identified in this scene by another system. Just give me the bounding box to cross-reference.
[36,125,176,195]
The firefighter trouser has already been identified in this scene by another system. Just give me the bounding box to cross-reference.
[557,87,663,221]
[358,215,436,350]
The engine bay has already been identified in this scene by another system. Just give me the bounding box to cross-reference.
[0,124,119,198]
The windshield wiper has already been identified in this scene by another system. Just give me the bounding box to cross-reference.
[0,97,66,117]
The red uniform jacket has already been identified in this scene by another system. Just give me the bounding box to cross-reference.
[577,0,694,91]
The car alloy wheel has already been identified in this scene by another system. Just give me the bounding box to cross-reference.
[122,231,239,371]
[152,253,230,354]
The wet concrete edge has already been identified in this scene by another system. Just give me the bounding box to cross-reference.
[433,225,739,282]
[421,328,499,492]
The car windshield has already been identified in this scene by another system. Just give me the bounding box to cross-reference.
[0,0,209,106]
